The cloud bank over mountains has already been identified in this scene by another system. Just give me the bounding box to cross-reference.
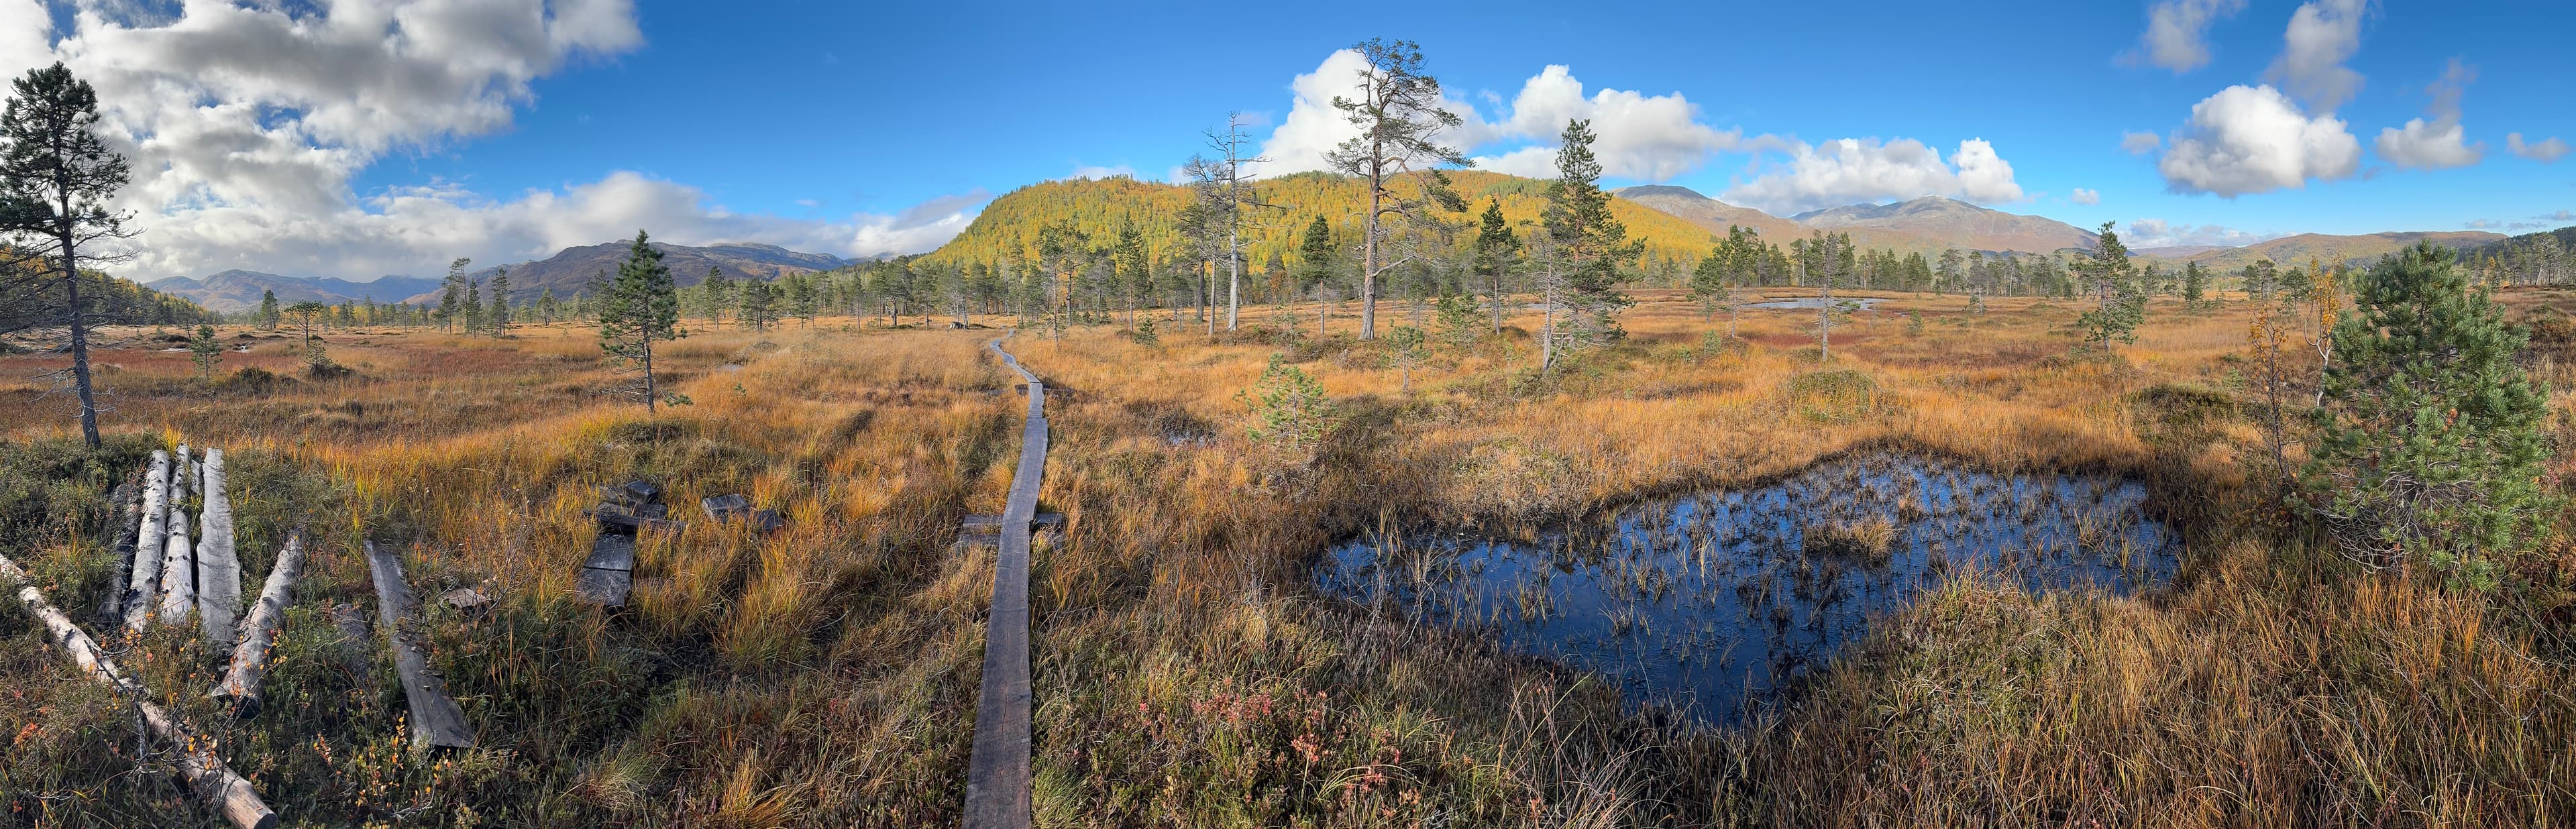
[1252,50,2031,217]
[0,0,978,281]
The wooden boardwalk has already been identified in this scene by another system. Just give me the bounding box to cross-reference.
[964,335,1049,829]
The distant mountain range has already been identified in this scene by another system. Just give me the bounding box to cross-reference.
[396,241,855,305]
[1609,186,2099,258]
[148,242,855,313]
[2161,231,2508,271]
[145,270,443,313]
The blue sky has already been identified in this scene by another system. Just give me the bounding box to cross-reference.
[5,0,2571,279]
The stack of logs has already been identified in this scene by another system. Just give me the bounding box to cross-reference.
[9,443,494,828]
[3,443,289,829]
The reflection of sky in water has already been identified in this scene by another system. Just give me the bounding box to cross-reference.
[1318,454,2182,726]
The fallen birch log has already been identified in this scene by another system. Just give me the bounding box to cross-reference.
[362,541,476,751]
[158,489,198,627]
[1,553,278,829]
[173,444,193,504]
[93,472,142,624]
[125,451,172,631]
[195,449,242,645]
[211,531,305,719]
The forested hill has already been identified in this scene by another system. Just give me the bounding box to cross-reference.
[920,170,1723,279]
[1,270,217,335]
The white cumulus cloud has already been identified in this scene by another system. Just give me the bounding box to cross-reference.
[2157,85,2360,197]
[2071,188,2101,205]
[2123,218,2283,249]
[2133,0,2247,72]
[1723,137,2027,215]
[2373,59,2481,170]
[2265,0,2369,111]
[2508,133,2569,162]
[2121,131,2163,155]
[1250,51,1774,182]
[0,0,958,282]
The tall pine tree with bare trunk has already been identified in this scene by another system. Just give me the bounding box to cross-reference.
[0,62,133,447]
[1325,38,1468,341]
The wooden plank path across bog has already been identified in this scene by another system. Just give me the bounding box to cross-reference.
[963,334,1049,829]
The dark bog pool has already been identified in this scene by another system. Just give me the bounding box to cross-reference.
[1318,453,2182,724]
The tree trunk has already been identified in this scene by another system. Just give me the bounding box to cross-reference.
[125,450,172,631]
[212,532,304,719]
[1362,191,1381,340]
[641,336,657,414]
[94,472,142,624]
[1541,288,1557,369]
[62,257,100,446]
[158,479,197,626]
[362,541,476,751]
[173,444,193,504]
[1,554,278,829]
[196,449,243,646]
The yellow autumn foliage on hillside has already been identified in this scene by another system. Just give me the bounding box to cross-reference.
[920,170,1718,281]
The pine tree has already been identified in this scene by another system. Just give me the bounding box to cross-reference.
[2304,241,2556,588]
[700,266,733,323]
[1324,38,1468,340]
[2182,260,2208,308]
[486,266,511,336]
[282,300,330,368]
[189,323,221,380]
[462,278,484,334]
[258,288,280,330]
[598,230,687,412]
[0,63,135,445]
[1470,199,1519,332]
[437,258,469,332]
[739,278,775,331]
[1296,215,1338,336]
[2072,222,2145,349]
[1688,243,1733,323]
[537,287,559,325]
[1537,119,1640,368]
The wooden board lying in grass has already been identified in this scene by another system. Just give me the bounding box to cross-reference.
[965,335,1050,829]
[362,541,476,751]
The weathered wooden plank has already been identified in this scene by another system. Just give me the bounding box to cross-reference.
[124,451,172,631]
[158,484,198,627]
[572,566,634,606]
[961,512,1065,530]
[965,335,1049,829]
[582,533,637,571]
[93,472,142,624]
[362,541,476,751]
[211,531,305,718]
[593,504,685,535]
[700,493,751,517]
[1,553,278,829]
[197,448,243,646]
